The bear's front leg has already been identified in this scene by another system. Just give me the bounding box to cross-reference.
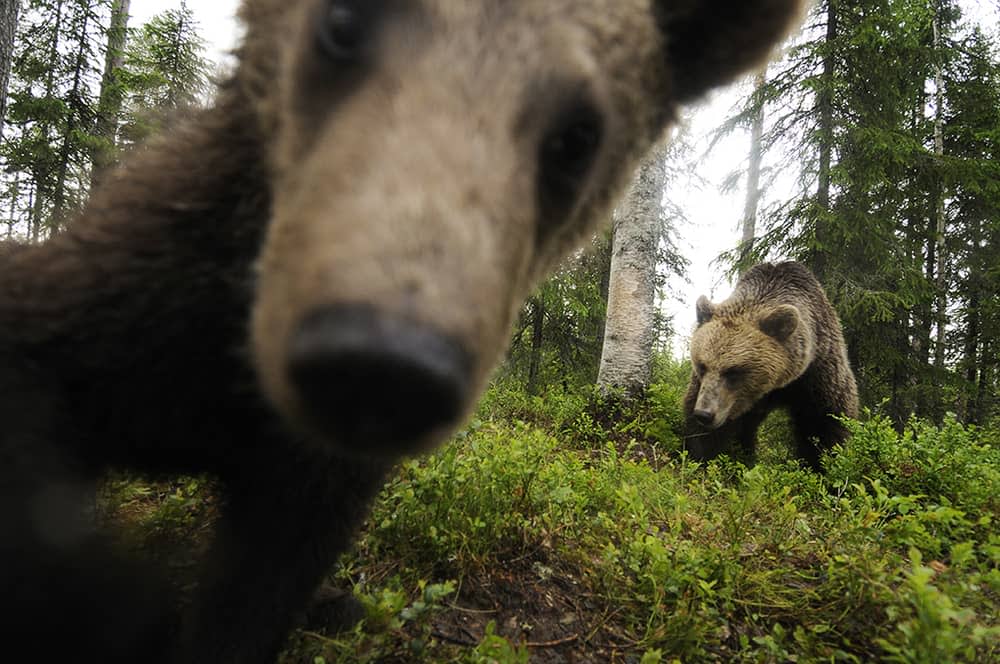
[174,446,389,664]
[0,355,178,663]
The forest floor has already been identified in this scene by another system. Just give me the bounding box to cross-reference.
[100,386,1000,663]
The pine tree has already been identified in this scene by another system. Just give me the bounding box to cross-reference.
[118,2,208,146]
[89,0,129,186]
[0,1,210,239]
[942,27,1000,423]
[3,0,110,238]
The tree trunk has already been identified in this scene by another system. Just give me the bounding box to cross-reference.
[596,147,664,399]
[931,1,947,373]
[51,0,93,227]
[526,296,545,395]
[6,171,18,237]
[91,0,131,187]
[973,338,992,425]
[0,0,19,140]
[593,230,613,375]
[27,179,39,241]
[27,0,65,239]
[739,68,767,273]
[962,289,980,423]
[813,0,837,282]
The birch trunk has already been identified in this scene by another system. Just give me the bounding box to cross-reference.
[596,146,665,398]
[932,1,947,372]
[739,68,767,273]
[813,0,837,282]
[0,0,19,139]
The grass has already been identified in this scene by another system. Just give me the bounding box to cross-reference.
[102,382,1000,663]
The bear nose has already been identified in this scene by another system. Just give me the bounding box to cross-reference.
[693,409,715,427]
[287,304,472,452]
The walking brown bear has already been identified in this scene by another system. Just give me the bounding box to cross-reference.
[0,1,803,661]
[683,262,860,471]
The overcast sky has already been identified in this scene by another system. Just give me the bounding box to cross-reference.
[132,1,1000,356]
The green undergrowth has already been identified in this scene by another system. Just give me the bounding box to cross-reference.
[307,392,999,662]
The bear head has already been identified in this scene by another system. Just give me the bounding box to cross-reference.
[236,0,804,457]
[689,295,815,429]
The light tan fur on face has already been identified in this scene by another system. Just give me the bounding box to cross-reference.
[236,0,803,449]
[690,303,815,428]
[247,1,668,443]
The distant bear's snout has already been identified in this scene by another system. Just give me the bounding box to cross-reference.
[692,409,715,427]
[287,304,472,452]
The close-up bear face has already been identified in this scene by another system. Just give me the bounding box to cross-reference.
[244,0,803,456]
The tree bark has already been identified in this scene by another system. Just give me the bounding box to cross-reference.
[596,146,664,399]
[526,295,544,395]
[739,68,767,274]
[931,1,947,373]
[592,230,613,375]
[962,288,980,422]
[91,0,131,187]
[813,0,837,282]
[6,171,18,237]
[0,0,19,140]
[27,0,65,240]
[51,0,94,227]
[973,338,992,425]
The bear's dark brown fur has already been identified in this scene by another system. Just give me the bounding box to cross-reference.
[0,1,802,661]
[683,261,859,470]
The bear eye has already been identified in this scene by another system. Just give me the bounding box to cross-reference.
[537,101,604,225]
[316,0,371,61]
[722,367,746,384]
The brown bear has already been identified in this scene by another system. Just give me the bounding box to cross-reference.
[0,1,803,662]
[683,261,859,471]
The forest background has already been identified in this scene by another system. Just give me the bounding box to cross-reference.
[1,0,998,662]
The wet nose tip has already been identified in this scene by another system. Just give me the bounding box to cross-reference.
[287,304,472,452]
[693,409,715,426]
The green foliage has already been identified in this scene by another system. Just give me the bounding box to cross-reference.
[321,401,998,662]
[3,0,112,237]
[826,414,1000,517]
[282,580,459,663]
[474,376,686,457]
[369,421,557,571]
[501,234,612,393]
[0,1,210,238]
[466,622,529,664]
[118,3,209,144]
[877,550,1000,664]
[99,473,214,539]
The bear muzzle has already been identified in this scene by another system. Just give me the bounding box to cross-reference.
[286,303,473,454]
[692,408,716,428]
[693,382,733,430]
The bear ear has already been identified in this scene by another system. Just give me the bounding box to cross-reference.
[759,304,800,341]
[656,0,804,103]
[695,295,714,325]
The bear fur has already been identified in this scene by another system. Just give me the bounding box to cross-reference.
[0,1,803,662]
[683,261,859,470]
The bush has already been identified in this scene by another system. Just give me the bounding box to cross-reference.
[340,410,999,663]
[826,414,1000,517]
